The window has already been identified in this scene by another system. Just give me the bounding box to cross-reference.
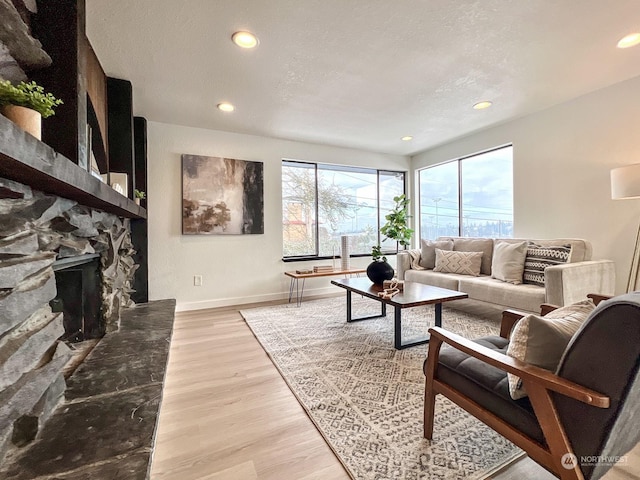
[282,160,405,259]
[418,145,513,240]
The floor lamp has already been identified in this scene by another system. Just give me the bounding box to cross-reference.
[611,164,640,292]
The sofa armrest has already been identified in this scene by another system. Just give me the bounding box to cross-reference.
[545,260,615,306]
[396,250,417,280]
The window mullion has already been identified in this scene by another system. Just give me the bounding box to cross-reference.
[376,170,382,245]
[314,163,319,257]
[458,159,463,237]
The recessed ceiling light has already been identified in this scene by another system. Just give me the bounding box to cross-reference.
[473,101,493,110]
[401,136,413,141]
[617,33,640,49]
[232,31,259,49]
[217,102,235,112]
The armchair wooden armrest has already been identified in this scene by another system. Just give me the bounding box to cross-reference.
[427,327,609,407]
[500,309,526,339]
[499,294,612,340]
[540,303,560,316]
[587,293,611,305]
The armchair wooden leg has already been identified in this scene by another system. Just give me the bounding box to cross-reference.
[525,382,585,480]
[423,333,443,439]
[424,378,436,439]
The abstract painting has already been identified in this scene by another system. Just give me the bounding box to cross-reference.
[182,154,264,234]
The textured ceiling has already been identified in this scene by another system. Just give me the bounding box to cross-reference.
[85,1,640,156]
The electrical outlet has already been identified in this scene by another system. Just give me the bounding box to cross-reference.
[193,275,202,286]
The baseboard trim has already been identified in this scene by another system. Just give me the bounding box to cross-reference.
[175,286,340,311]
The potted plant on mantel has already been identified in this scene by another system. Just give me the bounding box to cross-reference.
[134,189,146,206]
[366,194,414,285]
[0,80,63,140]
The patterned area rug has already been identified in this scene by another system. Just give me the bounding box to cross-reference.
[240,296,524,480]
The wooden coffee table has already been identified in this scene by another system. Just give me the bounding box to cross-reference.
[330,277,468,349]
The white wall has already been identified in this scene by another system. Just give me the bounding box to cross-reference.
[412,75,640,294]
[147,123,409,310]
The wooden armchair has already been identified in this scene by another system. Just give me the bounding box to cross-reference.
[424,293,640,480]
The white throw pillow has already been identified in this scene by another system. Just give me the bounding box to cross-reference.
[491,241,528,284]
[433,249,482,276]
[506,299,596,399]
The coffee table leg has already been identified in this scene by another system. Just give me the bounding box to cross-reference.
[395,304,435,350]
[346,291,387,323]
[394,306,402,348]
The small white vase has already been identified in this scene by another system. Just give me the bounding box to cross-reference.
[134,198,141,206]
[1,105,41,140]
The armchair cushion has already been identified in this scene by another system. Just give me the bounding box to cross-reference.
[506,299,596,399]
[427,335,544,444]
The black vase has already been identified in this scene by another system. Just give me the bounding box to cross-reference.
[366,260,395,285]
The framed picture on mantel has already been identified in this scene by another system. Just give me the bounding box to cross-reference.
[181,154,264,235]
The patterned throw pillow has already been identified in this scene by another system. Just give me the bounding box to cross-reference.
[419,239,453,269]
[506,299,596,399]
[433,249,482,276]
[523,243,572,287]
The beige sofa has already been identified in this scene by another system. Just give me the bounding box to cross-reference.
[397,237,615,313]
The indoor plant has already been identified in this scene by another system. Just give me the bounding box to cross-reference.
[134,189,146,205]
[380,194,413,253]
[0,80,63,139]
[366,194,413,284]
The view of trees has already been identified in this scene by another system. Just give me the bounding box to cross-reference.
[282,162,404,258]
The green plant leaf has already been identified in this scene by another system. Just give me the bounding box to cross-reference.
[380,194,413,252]
[0,80,63,118]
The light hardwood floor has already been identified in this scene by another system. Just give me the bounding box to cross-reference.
[149,298,637,480]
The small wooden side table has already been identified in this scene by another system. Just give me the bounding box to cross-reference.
[284,268,366,306]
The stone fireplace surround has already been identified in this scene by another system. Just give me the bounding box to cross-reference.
[0,176,137,462]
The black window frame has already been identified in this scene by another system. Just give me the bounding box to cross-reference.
[417,144,514,240]
[282,159,407,262]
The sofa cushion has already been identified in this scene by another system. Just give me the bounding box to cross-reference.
[497,238,591,263]
[428,336,543,444]
[404,269,462,291]
[452,238,494,275]
[506,299,596,399]
[434,249,482,276]
[420,239,453,269]
[458,276,545,312]
[523,243,572,287]
[492,240,528,284]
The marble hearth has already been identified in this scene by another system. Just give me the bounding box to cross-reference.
[0,300,176,479]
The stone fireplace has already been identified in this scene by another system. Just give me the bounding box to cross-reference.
[0,176,137,461]
[0,0,149,464]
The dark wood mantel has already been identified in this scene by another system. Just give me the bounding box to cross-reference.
[0,115,145,219]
